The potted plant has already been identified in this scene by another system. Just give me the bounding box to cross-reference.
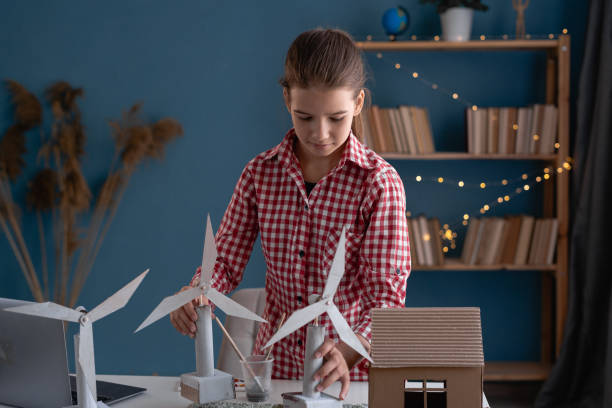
[420,0,489,42]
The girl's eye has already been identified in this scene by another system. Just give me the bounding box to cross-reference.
[297,116,312,121]
[330,117,345,122]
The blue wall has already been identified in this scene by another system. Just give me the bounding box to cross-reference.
[0,1,587,376]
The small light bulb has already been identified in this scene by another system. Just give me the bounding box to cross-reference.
[480,35,486,40]
[526,34,532,39]
[462,220,468,226]
[463,214,469,220]
[480,208,485,214]
[423,233,431,242]
[533,134,540,141]
[555,142,560,149]
[548,33,555,39]
[443,246,449,253]
[513,124,519,130]
[563,162,572,170]
[452,93,459,99]
[504,195,510,201]
[483,205,490,211]
[544,173,551,180]
[480,182,486,189]
[562,28,568,34]
[434,35,440,41]
[502,179,508,185]
[412,72,419,78]
[366,35,373,41]
[458,181,465,187]
[376,53,382,59]
[443,224,449,229]
[395,63,401,69]
[522,174,528,180]
[406,211,412,217]
[497,197,503,203]
[416,175,422,182]
[472,105,478,111]
[536,176,542,182]
[544,168,551,174]
[524,185,530,191]
[516,187,522,193]
[557,167,563,173]
[432,83,438,90]
[438,177,444,183]
[503,34,509,40]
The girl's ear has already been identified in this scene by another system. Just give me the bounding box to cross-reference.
[283,88,291,113]
[354,89,365,116]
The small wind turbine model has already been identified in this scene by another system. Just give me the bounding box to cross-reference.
[4,269,149,408]
[264,227,373,408]
[135,214,267,404]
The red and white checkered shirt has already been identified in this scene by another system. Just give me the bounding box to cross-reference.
[191,129,410,380]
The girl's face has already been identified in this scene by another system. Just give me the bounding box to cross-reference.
[284,86,364,160]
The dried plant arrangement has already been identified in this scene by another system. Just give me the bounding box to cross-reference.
[0,80,183,306]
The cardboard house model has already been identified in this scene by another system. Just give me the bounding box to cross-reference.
[369,307,484,408]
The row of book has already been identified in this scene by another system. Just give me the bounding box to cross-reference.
[408,216,445,267]
[360,106,436,154]
[466,105,559,155]
[461,216,559,266]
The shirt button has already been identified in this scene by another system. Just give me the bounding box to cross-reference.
[396,268,401,275]
[297,339,303,346]
[299,250,305,258]
[297,296,303,304]
[304,205,309,211]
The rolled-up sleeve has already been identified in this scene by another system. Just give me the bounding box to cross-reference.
[354,168,411,341]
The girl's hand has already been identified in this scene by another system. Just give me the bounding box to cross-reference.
[312,338,362,400]
[169,286,210,338]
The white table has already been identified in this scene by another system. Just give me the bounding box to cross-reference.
[99,375,367,407]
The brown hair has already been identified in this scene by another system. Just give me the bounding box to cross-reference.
[280,28,370,139]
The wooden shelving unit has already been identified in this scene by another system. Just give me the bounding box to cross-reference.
[358,37,570,382]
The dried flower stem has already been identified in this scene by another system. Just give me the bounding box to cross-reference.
[0,213,38,299]
[36,211,50,299]
[0,176,43,301]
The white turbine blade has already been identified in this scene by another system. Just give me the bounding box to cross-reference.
[78,323,97,402]
[263,300,328,349]
[327,303,373,363]
[201,214,217,284]
[4,302,81,322]
[87,269,149,323]
[135,286,201,332]
[322,226,347,299]
[206,287,266,322]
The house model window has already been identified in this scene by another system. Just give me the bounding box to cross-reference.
[404,380,447,408]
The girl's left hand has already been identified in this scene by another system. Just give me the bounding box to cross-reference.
[312,338,363,400]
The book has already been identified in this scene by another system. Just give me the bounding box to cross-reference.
[514,216,535,264]
[546,218,559,265]
[461,218,479,265]
[469,218,487,265]
[487,107,500,154]
[528,104,546,154]
[407,217,419,266]
[370,106,387,153]
[418,215,435,266]
[379,108,397,152]
[499,216,522,264]
[398,106,418,154]
[429,218,445,266]
[516,107,533,154]
[410,217,425,266]
[539,105,559,154]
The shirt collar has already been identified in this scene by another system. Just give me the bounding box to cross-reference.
[264,128,375,171]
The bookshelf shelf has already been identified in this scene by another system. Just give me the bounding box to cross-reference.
[358,36,570,382]
[380,152,558,161]
[413,258,557,272]
[485,361,551,381]
[356,39,559,52]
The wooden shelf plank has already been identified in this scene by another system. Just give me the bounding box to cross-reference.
[356,39,559,52]
[485,361,551,381]
[413,258,557,271]
[380,152,558,161]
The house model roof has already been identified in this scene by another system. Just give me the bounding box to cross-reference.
[371,307,484,368]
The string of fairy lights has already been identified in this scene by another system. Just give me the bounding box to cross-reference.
[361,30,573,253]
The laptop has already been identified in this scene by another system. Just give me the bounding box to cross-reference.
[0,298,145,408]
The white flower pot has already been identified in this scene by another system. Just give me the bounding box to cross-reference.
[440,7,474,42]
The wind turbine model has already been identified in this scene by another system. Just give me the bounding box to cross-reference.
[4,269,149,408]
[264,227,373,408]
[135,214,267,404]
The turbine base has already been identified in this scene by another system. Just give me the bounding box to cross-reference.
[282,391,342,407]
[180,369,235,403]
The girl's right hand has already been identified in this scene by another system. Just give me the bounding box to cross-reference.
[170,286,210,338]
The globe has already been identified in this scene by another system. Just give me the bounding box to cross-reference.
[382,6,410,37]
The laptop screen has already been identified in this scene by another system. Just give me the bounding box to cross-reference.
[0,297,73,408]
